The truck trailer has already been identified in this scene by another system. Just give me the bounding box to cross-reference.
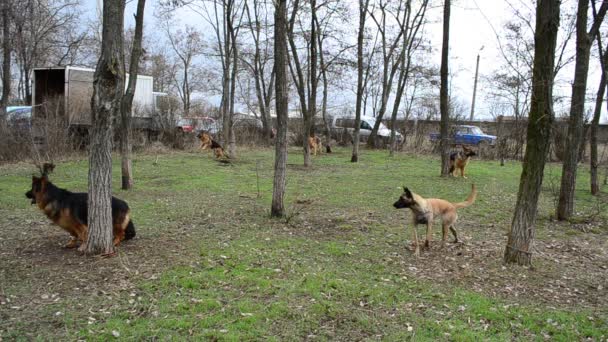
[32,66,163,144]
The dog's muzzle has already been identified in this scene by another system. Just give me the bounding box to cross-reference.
[393,199,406,209]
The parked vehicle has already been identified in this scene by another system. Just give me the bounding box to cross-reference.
[430,125,496,146]
[176,116,220,134]
[331,115,402,143]
[32,66,161,144]
[6,106,33,130]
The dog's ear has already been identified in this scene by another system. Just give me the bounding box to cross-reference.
[403,187,413,198]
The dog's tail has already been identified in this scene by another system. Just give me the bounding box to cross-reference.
[125,219,136,240]
[453,184,476,209]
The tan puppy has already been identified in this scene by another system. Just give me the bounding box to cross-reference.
[393,184,477,257]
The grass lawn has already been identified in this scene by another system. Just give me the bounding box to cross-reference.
[1,147,607,340]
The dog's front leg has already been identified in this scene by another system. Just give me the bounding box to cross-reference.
[425,221,433,248]
[411,223,420,257]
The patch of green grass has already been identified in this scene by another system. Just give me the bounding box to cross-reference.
[77,235,608,340]
[1,147,607,340]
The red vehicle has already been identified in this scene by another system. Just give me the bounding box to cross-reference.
[176,117,220,134]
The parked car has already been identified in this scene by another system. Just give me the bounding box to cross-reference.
[331,115,403,143]
[176,116,220,134]
[7,106,32,130]
[430,125,496,146]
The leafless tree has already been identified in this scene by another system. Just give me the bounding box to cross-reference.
[12,0,81,104]
[86,0,126,255]
[504,0,561,266]
[1,0,11,122]
[119,0,146,191]
[590,6,608,195]
[285,0,319,167]
[352,0,371,162]
[388,0,429,157]
[163,23,205,117]
[439,0,450,176]
[366,0,409,148]
[557,0,608,220]
[271,0,288,217]
[242,0,275,143]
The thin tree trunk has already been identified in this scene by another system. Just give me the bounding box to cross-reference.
[86,0,125,255]
[120,0,146,190]
[591,35,608,195]
[557,0,608,220]
[228,22,238,158]
[221,2,232,147]
[352,0,370,162]
[439,0,451,176]
[303,0,318,168]
[271,0,288,217]
[504,0,560,266]
[1,0,11,122]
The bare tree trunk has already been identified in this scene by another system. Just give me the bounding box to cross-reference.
[504,0,560,266]
[271,0,288,217]
[86,0,125,255]
[352,0,370,163]
[319,48,331,151]
[590,35,608,195]
[227,5,238,158]
[1,0,11,122]
[439,0,451,176]
[557,0,608,220]
[120,0,146,190]
[221,2,232,147]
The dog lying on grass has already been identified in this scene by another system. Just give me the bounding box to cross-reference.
[393,184,476,257]
[25,163,136,252]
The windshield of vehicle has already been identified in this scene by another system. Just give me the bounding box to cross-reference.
[470,127,484,135]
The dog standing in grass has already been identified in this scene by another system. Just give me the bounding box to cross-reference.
[393,184,476,257]
[25,163,136,252]
[198,131,226,159]
[308,134,323,156]
[449,146,477,178]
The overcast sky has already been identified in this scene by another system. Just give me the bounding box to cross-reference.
[83,0,606,123]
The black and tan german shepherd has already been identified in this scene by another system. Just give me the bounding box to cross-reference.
[25,163,135,251]
[449,146,477,178]
[197,131,227,160]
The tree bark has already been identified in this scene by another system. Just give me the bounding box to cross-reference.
[303,0,318,168]
[1,0,11,122]
[86,0,125,255]
[557,0,608,220]
[590,34,608,195]
[228,5,238,158]
[504,0,560,266]
[352,0,370,162]
[120,0,146,190]
[439,0,451,176]
[271,0,288,217]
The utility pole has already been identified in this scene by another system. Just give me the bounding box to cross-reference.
[470,45,484,121]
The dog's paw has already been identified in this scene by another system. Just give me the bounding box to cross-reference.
[64,239,79,249]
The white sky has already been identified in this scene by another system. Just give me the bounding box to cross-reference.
[82,0,607,123]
